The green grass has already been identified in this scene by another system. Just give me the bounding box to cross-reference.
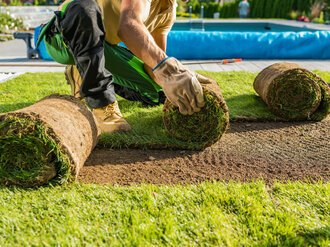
[0,117,70,187]
[0,73,329,246]
[1,71,329,149]
[0,181,328,246]
[0,73,69,113]
[163,89,228,145]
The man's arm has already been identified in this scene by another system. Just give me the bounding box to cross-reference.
[144,32,167,84]
[118,0,167,71]
[118,0,205,115]
[151,32,167,52]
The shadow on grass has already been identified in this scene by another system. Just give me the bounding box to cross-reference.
[117,98,144,109]
[224,94,325,133]
[225,94,275,120]
[0,102,35,114]
[276,226,330,246]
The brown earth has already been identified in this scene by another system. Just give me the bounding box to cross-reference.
[78,118,329,185]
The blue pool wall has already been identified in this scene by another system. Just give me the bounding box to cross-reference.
[166,31,330,59]
[34,27,330,60]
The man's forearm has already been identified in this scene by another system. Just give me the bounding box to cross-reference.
[118,19,167,69]
[144,63,161,85]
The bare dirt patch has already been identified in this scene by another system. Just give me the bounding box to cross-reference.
[78,119,329,185]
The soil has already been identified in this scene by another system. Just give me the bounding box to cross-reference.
[78,118,329,185]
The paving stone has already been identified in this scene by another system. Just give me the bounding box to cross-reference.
[0,72,23,83]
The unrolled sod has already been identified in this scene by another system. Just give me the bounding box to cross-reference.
[254,62,330,120]
[163,77,229,149]
[0,94,100,187]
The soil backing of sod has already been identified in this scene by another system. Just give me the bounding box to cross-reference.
[254,62,330,120]
[0,94,100,187]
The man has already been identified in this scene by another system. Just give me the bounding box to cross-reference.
[238,0,249,18]
[37,0,211,133]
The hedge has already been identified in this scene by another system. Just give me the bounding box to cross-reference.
[185,0,330,19]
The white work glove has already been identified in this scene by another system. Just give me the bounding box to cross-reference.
[153,57,205,115]
[194,73,215,85]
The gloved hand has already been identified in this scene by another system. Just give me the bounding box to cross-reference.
[153,57,204,115]
[194,73,215,85]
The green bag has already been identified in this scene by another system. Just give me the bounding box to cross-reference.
[36,2,75,65]
[43,31,75,65]
[104,43,162,103]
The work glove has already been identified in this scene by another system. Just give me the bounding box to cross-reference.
[153,57,205,115]
[194,73,215,85]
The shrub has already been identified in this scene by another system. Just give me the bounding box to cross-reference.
[289,10,301,19]
[183,0,330,20]
[0,12,24,33]
[220,1,239,18]
[176,0,187,13]
[176,12,197,18]
[312,10,325,23]
[310,0,327,19]
[204,2,220,18]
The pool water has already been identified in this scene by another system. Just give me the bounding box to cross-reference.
[166,21,330,59]
[171,22,318,32]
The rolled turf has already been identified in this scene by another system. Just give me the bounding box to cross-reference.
[163,77,229,149]
[0,94,100,187]
[253,62,330,120]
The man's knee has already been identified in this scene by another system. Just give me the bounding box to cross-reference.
[60,0,104,38]
[79,0,100,12]
[61,0,101,23]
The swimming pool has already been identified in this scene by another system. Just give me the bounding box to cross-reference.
[171,21,319,32]
[166,20,330,59]
[35,20,330,60]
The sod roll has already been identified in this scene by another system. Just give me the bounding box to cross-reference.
[163,77,229,149]
[0,94,100,187]
[254,62,330,120]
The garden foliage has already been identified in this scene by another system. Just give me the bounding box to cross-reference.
[184,0,330,19]
[0,0,60,6]
[0,12,24,33]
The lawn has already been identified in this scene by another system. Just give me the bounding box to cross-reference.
[1,71,329,149]
[0,72,329,246]
[0,181,329,246]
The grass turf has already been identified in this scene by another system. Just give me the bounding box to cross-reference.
[0,73,329,246]
[0,71,329,149]
[163,89,229,148]
[0,117,70,187]
[258,67,329,120]
[0,181,328,246]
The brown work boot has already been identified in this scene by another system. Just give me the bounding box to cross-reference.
[64,65,83,99]
[93,101,131,133]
